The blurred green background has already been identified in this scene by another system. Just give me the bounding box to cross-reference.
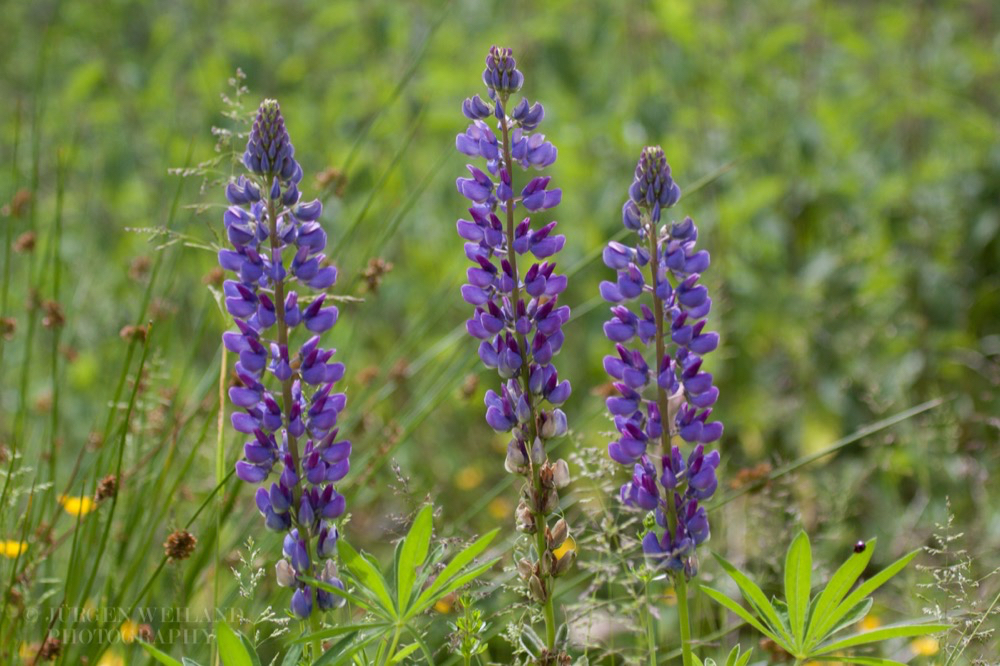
[1,0,998,663]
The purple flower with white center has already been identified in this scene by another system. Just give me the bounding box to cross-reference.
[455,46,573,654]
[221,99,348,618]
[602,147,722,578]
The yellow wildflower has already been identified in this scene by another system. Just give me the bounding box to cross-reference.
[454,465,484,491]
[98,652,125,666]
[860,615,882,632]
[434,596,454,613]
[59,495,96,517]
[1,540,27,558]
[911,636,939,656]
[662,586,677,606]
[487,497,512,520]
[120,619,141,643]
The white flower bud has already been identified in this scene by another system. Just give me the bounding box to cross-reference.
[551,459,571,489]
[275,559,296,587]
[530,437,546,465]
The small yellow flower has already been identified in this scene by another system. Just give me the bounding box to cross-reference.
[860,615,882,632]
[662,586,677,607]
[454,465,484,491]
[18,642,34,658]
[97,652,125,666]
[487,497,512,520]
[120,619,141,643]
[434,596,454,613]
[59,495,96,517]
[911,636,939,656]
[1,540,27,558]
[553,535,576,560]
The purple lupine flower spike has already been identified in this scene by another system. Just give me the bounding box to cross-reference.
[222,99,349,619]
[602,147,722,579]
[456,46,574,655]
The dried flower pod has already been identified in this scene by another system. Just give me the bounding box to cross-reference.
[540,549,555,576]
[41,301,65,329]
[164,530,197,561]
[516,558,534,580]
[528,574,547,603]
[552,549,576,577]
[547,519,568,549]
[38,637,61,662]
[13,231,36,253]
[515,501,536,534]
[95,474,118,502]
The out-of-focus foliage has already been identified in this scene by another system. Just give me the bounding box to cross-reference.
[1,0,997,663]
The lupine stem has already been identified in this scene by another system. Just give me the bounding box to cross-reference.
[499,97,557,651]
[268,197,302,484]
[645,218,694,666]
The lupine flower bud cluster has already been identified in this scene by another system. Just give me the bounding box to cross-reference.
[222,99,348,618]
[456,46,574,610]
[602,147,722,578]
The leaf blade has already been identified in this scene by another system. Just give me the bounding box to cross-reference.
[785,530,812,648]
[397,504,434,613]
[337,539,398,619]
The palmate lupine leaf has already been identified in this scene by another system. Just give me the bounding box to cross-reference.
[709,535,949,661]
[804,537,877,647]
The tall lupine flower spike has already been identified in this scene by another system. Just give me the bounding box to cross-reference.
[456,46,572,658]
[602,147,722,664]
[222,99,349,621]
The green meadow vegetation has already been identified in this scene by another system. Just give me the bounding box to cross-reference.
[1,0,998,664]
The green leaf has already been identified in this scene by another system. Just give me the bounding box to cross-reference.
[806,538,877,648]
[301,575,380,616]
[239,632,262,666]
[215,619,254,666]
[138,641,183,666]
[735,648,753,666]
[280,644,302,666]
[337,539,398,619]
[397,504,434,612]
[712,552,793,644]
[785,530,812,648]
[813,622,949,655]
[312,629,386,666]
[389,643,421,663]
[295,621,390,644]
[701,586,789,650]
[823,597,873,639]
[408,558,499,617]
[812,658,907,666]
[410,528,499,617]
[182,659,205,666]
[813,549,920,641]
